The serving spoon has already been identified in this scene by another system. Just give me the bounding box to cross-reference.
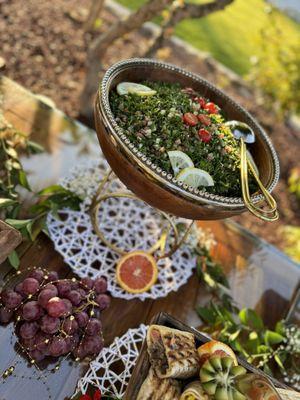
[225,121,279,222]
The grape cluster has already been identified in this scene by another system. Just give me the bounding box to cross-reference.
[0,269,110,364]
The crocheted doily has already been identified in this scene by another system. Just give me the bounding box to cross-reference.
[76,324,148,398]
[47,160,196,300]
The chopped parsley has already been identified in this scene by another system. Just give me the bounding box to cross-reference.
[110,82,256,197]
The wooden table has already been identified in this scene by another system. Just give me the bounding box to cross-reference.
[0,76,299,400]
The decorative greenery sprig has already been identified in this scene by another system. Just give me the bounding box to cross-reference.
[194,241,300,389]
[0,112,82,269]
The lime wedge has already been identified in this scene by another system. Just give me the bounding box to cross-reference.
[177,167,214,188]
[168,150,194,176]
[116,82,157,96]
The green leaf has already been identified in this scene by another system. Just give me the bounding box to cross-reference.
[264,330,284,345]
[275,320,285,335]
[27,140,44,154]
[5,146,18,159]
[257,344,270,353]
[26,217,45,241]
[263,363,273,376]
[239,308,264,330]
[203,272,217,288]
[0,198,17,208]
[11,161,21,170]
[18,170,31,191]
[38,185,65,196]
[229,330,241,341]
[8,250,20,269]
[249,331,258,340]
[5,218,32,229]
[274,353,284,369]
[196,306,217,324]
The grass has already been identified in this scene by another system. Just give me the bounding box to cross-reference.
[116,0,300,76]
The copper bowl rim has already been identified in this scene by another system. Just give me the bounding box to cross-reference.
[98,58,280,209]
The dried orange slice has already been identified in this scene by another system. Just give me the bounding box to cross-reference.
[116,251,158,294]
[197,340,238,367]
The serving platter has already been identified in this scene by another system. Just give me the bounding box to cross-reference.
[124,312,289,400]
[95,58,280,220]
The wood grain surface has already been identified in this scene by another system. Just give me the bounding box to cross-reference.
[0,76,299,400]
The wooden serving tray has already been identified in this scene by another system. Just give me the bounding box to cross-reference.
[124,312,289,400]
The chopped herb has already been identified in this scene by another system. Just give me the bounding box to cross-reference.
[110,81,256,197]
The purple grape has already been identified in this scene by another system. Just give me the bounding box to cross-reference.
[40,315,60,334]
[0,307,13,324]
[38,288,57,309]
[19,321,39,339]
[43,283,58,293]
[22,278,39,295]
[81,277,94,290]
[85,318,102,336]
[46,297,66,318]
[28,269,45,283]
[72,344,87,359]
[62,298,72,317]
[95,294,110,311]
[22,336,36,350]
[62,317,78,335]
[56,280,71,297]
[49,337,66,357]
[94,277,107,294]
[1,288,12,302]
[83,335,103,355]
[29,349,45,362]
[71,332,80,348]
[75,311,89,328]
[70,281,79,290]
[1,289,22,309]
[64,336,75,353]
[78,288,86,297]
[35,331,51,353]
[47,271,59,282]
[15,282,25,297]
[22,301,41,321]
[66,290,82,306]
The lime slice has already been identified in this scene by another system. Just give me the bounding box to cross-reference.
[116,82,156,96]
[177,167,214,188]
[168,150,194,176]
[247,150,259,177]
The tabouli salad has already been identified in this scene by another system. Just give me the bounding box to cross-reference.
[110,81,257,197]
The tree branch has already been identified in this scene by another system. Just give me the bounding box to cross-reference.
[145,0,234,58]
[84,0,106,31]
[80,0,174,118]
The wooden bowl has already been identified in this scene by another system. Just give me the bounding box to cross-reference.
[94,58,280,220]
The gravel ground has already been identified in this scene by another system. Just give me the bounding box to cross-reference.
[1,0,299,251]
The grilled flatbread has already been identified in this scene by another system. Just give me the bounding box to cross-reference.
[147,325,200,379]
[180,381,208,400]
[137,368,181,400]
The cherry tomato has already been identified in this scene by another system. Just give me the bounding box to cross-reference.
[198,128,212,143]
[198,114,211,126]
[197,97,206,108]
[183,112,198,126]
[204,102,218,114]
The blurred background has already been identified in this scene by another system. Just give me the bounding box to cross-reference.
[0,0,299,261]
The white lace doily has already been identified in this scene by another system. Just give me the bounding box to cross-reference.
[76,324,148,398]
[47,160,196,300]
